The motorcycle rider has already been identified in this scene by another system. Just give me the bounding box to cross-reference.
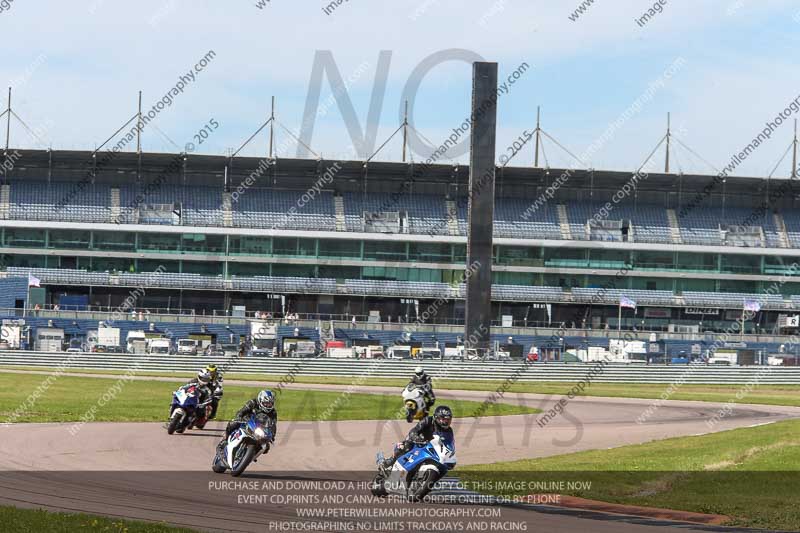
[409,366,435,409]
[382,405,453,471]
[217,389,277,454]
[173,370,215,431]
[191,364,224,420]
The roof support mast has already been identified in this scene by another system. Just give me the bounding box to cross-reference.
[792,119,798,179]
[4,87,10,154]
[137,90,142,182]
[665,112,671,173]
[269,96,275,159]
[402,100,408,163]
[534,106,541,167]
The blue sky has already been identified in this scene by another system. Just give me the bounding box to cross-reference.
[1,0,798,177]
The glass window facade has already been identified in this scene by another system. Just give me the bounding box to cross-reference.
[2,227,800,296]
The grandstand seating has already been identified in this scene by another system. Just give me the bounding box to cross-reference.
[342,192,446,234]
[5,266,797,311]
[10,181,111,223]
[232,189,336,231]
[682,291,786,308]
[4,180,795,250]
[781,211,800,247]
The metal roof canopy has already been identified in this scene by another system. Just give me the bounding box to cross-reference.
[1,148,796,203]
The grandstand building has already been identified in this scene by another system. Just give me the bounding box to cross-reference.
[1,147,799,338]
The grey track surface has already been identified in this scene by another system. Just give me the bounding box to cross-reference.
[1,372,798,532]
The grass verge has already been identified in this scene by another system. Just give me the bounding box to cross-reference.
[0,505,195,532]
[459,419,800,530]
[0,373,538,423]
[3,365,799,407]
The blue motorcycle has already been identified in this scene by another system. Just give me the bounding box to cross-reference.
[372,432,457,501]
[167,383,212,435]
[212,414,274,477]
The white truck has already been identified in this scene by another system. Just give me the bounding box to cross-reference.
[708,351,737,365]
[327,346,355,358]
[35,327,65,352]
[608,339,648,363]
[147,338,172,355]
[417,347,441,360]
[386,345,411,359]
[282,338,317,358]
[97,326,121,351]
[354,344,385,359]
[250,321,277,357]
[177,338,200,355]
[126,331,147,354]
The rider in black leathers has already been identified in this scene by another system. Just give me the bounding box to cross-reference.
[190,364,223,419]
[217,389,277,454]
[382,405,453,471]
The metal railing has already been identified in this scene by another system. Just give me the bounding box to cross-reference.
[0,352,798,384]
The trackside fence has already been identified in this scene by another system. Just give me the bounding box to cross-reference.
[1,352,799,384]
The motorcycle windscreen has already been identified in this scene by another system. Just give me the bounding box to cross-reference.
[430,433,457,465]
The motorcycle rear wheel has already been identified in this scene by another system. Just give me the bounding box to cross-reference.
[230,444,256,477]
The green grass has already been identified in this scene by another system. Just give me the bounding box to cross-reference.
[7,365,800,407]
[0,506,195,532]
[0,373,538,424]
[459,419,800,530]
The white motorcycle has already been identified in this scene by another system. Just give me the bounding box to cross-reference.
[402,384,429,423]
[212,415,273,477]
[373,433,457,502]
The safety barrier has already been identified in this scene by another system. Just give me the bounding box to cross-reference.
[0,351,798,384]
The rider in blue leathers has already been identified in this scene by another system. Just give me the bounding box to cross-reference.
[382,405,453,471]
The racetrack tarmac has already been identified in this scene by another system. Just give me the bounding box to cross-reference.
[1,380,798,532]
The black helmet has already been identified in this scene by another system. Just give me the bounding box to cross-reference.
[433,405,452,430]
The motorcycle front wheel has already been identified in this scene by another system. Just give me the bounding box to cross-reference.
[167,411,181,435]
[230,444,257,477]
[408,469,436,502]
[370,474,388,497]
[211,450,226,474]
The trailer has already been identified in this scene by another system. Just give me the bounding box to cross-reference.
[35,327,65,352]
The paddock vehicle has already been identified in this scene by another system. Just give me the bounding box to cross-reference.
[354,344,385,359]
[372,433,457,501]
[204,343,225,357]
[415,347,440,360]
[386,346,411,359]
[177,339,199,355]
[282,338,317,357]
[147,338,171,355]
[167,383,212,435]
[402,384,428,423]
[443,345,465,360]
[212,414,274,477]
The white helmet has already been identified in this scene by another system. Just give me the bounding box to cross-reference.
[414,366,425,377]
[196,370,212,384]
[257,389,275,412]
